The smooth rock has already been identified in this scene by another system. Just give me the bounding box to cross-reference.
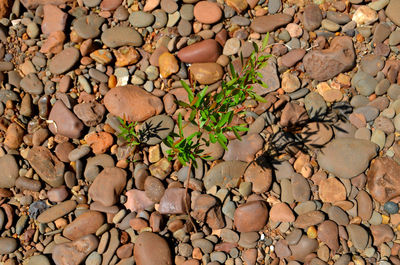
[177,39,221,63]
[48,100,84,139]
[0,155,19,188]
[250,14,292,33]
[63,211,105,240]
[53,235,99,265]
[317,138,377,179]
[104,85,163,122]
[234,200,268,232]
[134,232,172,265]
[37,200,76,223]
[89,167,127,207]
[101,27,143,48]
[49,47,80,75]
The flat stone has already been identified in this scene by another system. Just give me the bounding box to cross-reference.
[303,36,355,81]
[63,211,105,240]
[49,47,80,75]
[250,14,292,33]
[302,4,322,31]
[0,155,19,188]
[104,85,163,122]
[0,237,17,254]
[27,146,65,187]
[318,220,339,251]
[134,232,172,265]
[223,134,263,162]
[317,137,377,179]
[52,235,99,265]
[319,177,346,203]
[37,200,76,223]
[101,27,143,48]
[89,167,127,207]
[234,200,268,232]
[73,14,105,39]
[203,160,247,190]
[49,100,84,139]
[367,157,400,203]
[193,1,222,24]
[347,224,369,250]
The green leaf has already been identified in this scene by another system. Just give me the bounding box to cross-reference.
[217,111,232,128]
[176,100,191,108]
[229,62,237,79]
[181,80,194,102]
[251,92,267,103]
[232,127,242,141]
[216,133,228,150]
[177,113,183,137]
[262,32,270,51]
[235,125,249,132]
[252,41,259,54]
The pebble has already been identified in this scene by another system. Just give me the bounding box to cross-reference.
[63,211,105,240]
[104,85,163,122]
[384,201,399,214]
[52,235,99,265]
[0,237,17,254]
[49,47,80,75]
[134,232,172,265]
[177,39,221,63]
[250,14,292,33]
[89,167,126,206]
[317,137,377,179]
[0,155,19,188]
[129,11,154,27]
[101,27,143,48]
[193,1,222,24]
[234,200,268,232]
[37,200,76,223]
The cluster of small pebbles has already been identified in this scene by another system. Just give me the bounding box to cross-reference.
[0,0,400,264]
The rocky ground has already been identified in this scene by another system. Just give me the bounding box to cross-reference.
[0,0,400,264]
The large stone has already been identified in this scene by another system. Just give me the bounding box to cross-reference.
[88,167,127,207]
[188,63,224,85]
[367,157,400,203]
[317,138,377,179]
[63,211,105,240]
[101,26,143,48]
[177,39,221,63]
[48,100,84,139]
[41,4,67,35]
[27,146,65,187]
[386,0,400,26]
[250,14,292,33]
[52,235,99,265]
[104,85,163,122]
[134,232,172,265]
[303,36,355,81]
[48,47,80,75]
[234,200,268,232]
[302,4,322,31]
[0,155,19,188]
[203,160,247,190]
[20,0,70,9]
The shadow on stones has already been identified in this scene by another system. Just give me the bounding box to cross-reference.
[255,102,352,175]
[137,120,170,143]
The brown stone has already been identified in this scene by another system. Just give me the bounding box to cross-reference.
[86,132,113,154]
[367,157,400,203]
[134,232,172,265]
[48,100,84,139]
[159,188,189,215]
[104,85,163,122]
[250,14,292,33]
[52,235,99,265]
[159,52,179,78]
[177,39,221,63]
[193,1,222,24]
[269,203,295,223]
[41,4,67,35]
[319,177,346,203]
[4,123,24,149]
[370,224,394,246]
[188,63,224,85]
[317,220,339,252]
[63,211,105,240]
[244,162,272,193]
[88,167,127,207]
[234,200,268,232]
[303,36,355,81]
[27,146,65,187]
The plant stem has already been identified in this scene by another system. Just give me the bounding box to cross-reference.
[184,159,197,233]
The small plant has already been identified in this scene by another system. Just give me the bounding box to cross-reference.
[166,33,272,166]
[118,117,140,146]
